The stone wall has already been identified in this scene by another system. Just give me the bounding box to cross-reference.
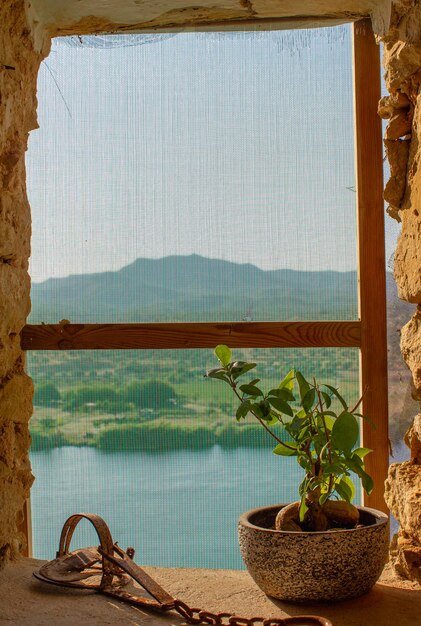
[0,0,47,565]
[382,1,421,583]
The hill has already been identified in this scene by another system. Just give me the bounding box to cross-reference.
[29,254,358,323]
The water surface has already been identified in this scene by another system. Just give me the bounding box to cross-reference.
[31,446,303,568]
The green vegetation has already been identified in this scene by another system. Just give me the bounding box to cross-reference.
[60,380,177,412]
[28,346,360,452]
[97,421,216,451]
[31,429,67,451]
[29,416,280,452]
[206,345,373,531]
[33,381,61,407]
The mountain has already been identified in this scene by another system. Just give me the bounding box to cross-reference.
[29,255,358,323]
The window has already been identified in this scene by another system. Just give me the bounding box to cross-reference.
[24,21,388,564]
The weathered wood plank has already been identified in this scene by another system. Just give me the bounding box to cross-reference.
[21,321,361,350]
[353,19,389,513]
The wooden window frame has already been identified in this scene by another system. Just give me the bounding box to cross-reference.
[20,19,388,553]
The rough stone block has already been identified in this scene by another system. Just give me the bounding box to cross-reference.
[384,41,421,91]
[378,92,411,118]
[390,529,421,583]
[0,265,31,331]
[383,138,410,210]
[385,111,412,140]
[394,209,421,302]
[0,471,31,560]
[404,414,421,462]
[385,461,421,544]
[401,308,421,394]
[0,374,33,426]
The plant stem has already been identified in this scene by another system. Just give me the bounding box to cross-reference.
[314,379,334,495]
[349,386,367,414]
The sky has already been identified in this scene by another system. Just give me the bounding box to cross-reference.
[26,27,400,283]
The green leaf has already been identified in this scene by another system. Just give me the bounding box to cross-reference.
[297,425,311,442]
[351,467,373,495]
[316,414,335,433]
[313,432,329,454]
[205,368,230,382]
[279,369,295,392]
[323,384,348,410]
[297,455,311,471]
[239,384,263,397]
[268,388,295,402]
[258,400,271,419]
[230,362,257,380]
[236,402,250,421]
[335,477,354,503]
[346,458,374,495]
[299,477,308,497]
[353,447,373,460]
[287,415,304,434]
[295,371,310,403]
[268,397,293,417]
[266,413,280,426]
[331,411,359,454]
[342,475,356,501]
[273,442,298,456]
[250,402,263,418]
[335,483,350,503]
[323,462,345,475]
[299,495,308,522]
[321,391,332,408]
[323,415,335,430]
[360,470,374,495]
[302,388,316,412]
[214,344,232,367]
[345,456,362,472]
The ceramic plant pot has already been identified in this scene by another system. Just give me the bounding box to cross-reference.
[238,503,389,603]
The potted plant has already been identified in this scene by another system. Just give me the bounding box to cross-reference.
[205,345,389,603]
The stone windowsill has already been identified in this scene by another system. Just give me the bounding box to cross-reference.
[0,558,420,626]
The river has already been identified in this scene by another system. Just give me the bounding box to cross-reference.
[30,446,303,568]
[30,442,408,568]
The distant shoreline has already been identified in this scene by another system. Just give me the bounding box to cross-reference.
[30,419,277,452]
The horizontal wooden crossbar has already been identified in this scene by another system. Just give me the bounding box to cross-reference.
[21,321,361,350]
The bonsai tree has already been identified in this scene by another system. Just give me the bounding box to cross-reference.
[206,345,374,532]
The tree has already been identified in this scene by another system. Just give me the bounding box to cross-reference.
[33,381,61,407]
[123,380,177,409]
[63,384,119,411]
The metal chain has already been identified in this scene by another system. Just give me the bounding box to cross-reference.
[173,599,333,626]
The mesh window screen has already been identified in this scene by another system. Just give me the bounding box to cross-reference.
[27,27,357,323]
[28,347,360,566]
[26,27,360,565]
